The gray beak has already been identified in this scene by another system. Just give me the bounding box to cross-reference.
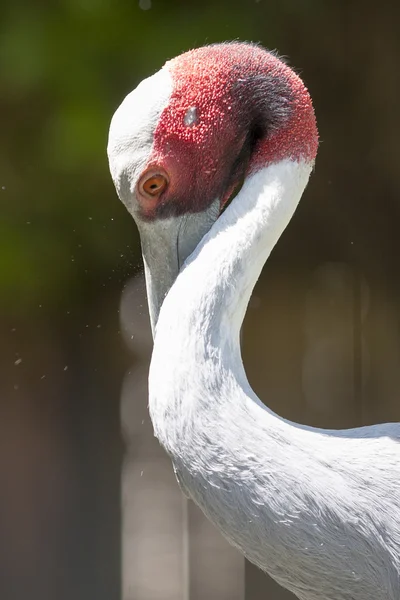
[137,200,219,336]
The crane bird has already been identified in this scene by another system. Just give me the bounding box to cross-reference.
[108,42,400,599]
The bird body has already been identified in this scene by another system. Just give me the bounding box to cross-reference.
[108,42,400,599]
[149,160,400,599]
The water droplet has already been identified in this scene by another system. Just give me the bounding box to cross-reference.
[184,106,198,127]
[139,0,151,9]
[14,358,22,366]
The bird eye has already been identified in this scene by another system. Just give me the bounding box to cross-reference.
[138,170,169,199]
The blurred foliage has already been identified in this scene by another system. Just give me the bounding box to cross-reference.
[1,0,399,315]
[2,0,348,318]
[0,0,268,315]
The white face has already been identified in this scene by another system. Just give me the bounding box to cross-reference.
[108,66,221,335]
[107,67,172,215]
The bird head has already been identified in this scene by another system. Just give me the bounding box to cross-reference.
[108,42,318,334]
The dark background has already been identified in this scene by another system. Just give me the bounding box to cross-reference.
[1,1,400,599]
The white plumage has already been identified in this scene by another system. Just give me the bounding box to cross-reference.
[149,160,400,599]
[108,43,400,599]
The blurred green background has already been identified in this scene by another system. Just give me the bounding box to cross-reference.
[1,1,400,599]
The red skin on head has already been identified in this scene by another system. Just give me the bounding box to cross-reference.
[139,43,318,221]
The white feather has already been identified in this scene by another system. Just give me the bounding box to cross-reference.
[149,159,400,600]
[107,67,172,213]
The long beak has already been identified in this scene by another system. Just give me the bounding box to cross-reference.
[137,200,219,337]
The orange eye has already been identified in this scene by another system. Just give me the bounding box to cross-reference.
[138,169,169,199]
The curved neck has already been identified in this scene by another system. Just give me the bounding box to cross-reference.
[154,160,312,357]
[149,160,312,449]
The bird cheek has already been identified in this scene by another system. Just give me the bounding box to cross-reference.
[135,193,162,221]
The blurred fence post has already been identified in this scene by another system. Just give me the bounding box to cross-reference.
[120,274,244,600]
[120,275,186,600]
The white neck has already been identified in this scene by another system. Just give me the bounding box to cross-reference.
[149,159,312,435]
[149,159,317,591]
[147,160,400,600]
[149,155,400,600]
